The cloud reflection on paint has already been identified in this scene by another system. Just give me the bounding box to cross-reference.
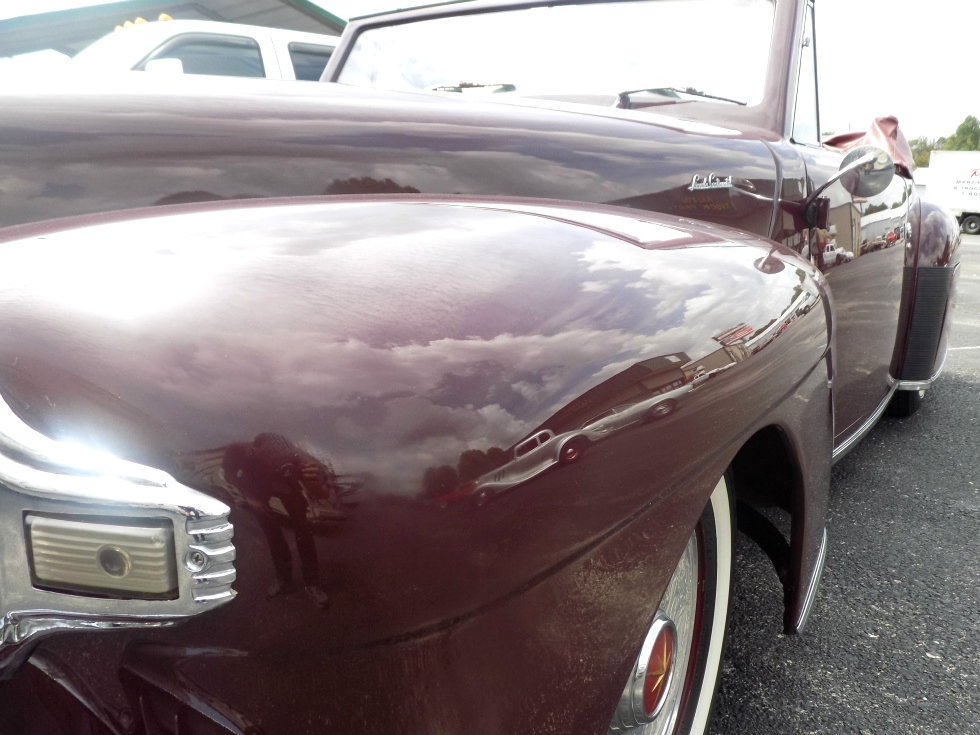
[0,200,822,497]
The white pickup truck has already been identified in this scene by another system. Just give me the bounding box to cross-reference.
[67,19,338,81]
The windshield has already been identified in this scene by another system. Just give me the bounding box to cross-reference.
[337,0,775,109]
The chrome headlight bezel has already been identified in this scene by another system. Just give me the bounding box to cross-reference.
[0,393,236,675]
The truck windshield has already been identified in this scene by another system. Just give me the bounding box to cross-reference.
[337,0,774,110]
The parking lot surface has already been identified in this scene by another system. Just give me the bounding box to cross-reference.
[711,234,980,735]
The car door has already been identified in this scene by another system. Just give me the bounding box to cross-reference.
[791,1,908,448]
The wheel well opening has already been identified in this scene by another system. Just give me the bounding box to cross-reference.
[730,425,798,514]
[728,425,804,630]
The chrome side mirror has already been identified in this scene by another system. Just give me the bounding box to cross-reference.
[839,146,895,198]
[804,146,895,228]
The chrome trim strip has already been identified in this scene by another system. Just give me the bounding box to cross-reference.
[0,394,236,675]
[897,343,948,391]
[794,528,827,632]
[185,518,237,602]
[831,382,897,463]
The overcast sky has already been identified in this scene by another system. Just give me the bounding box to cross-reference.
[815,0,976,140]
[1,0,975,140]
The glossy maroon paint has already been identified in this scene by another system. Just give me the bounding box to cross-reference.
[0,198,831,733]
[0,3,945,458]
[915,199,961,269]
[0,0,961,729]
[0,76,780,236]
[0,6,941,457]
[795,144,909,443]
[901,198,962,383]
[0,74,904,447]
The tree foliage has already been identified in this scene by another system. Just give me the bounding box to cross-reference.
[907,117,979,168]
[942,115,980,152]
[909,135,947,168]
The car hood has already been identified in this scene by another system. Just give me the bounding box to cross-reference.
[0,77,780,236]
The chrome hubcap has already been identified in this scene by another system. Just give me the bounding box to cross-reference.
[640,616,677,719]
[610,533,699,734]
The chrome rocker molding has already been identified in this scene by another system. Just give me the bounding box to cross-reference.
[832,382,897,464]
[0,394,236,677]
[833,340,948,465]
[794,528,827,632]
[896,343,948,391]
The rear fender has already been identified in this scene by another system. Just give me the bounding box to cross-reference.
[894,197,961,388]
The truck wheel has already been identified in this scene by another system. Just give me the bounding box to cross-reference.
[962,215,980,235]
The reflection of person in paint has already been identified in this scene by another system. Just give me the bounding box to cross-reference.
[222,433,330,608]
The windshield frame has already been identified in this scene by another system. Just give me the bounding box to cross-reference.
[324,0,804,137]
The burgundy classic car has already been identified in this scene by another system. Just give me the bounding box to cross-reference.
[0,1,961,734]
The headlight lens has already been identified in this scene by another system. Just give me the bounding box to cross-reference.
[25,514,178,599]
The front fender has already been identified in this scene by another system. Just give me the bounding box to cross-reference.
[0,196,831,733]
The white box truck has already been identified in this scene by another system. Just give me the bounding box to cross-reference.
[927,150,980,235]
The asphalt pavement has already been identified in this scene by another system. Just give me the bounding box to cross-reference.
[710,234,980,735]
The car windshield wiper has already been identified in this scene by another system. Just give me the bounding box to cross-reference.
[430,82,517,93]
[616,86,747,109]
